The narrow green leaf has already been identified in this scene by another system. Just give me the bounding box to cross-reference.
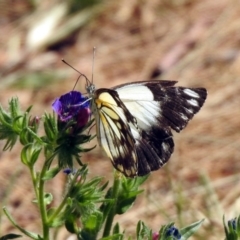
[65,215,76,234]
[22,112,28,129]
[116,197,136,214]
[30,147,42,166]
[25,105,33,114]
[12,116,22,133]
[43,113,57,142]
[26,127,44,144]
[19,127,29,145]
[99,181,109,191]
[180,219,204,239]
[2,207,39,239]
[20,144,41,167]
[136,221,141,238]
[0,233,22,239]
[9,98,21,119]
[20,144,31,166]
[47,208,65,228]
[78,145,96,153]
[2,135,18,151]
[42,167,60,181]
[112,223,120,235]
[0,108,11,126]
[136,221,152,240]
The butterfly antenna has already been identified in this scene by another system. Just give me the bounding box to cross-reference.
[91,47,96,84]
[62,59,91,88]
[72,75,81,91]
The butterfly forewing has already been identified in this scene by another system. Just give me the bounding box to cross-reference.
[114,80,207,133]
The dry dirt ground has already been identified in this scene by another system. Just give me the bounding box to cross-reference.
[0,0,240,239]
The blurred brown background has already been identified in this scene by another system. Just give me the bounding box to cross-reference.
[0,0,240,239]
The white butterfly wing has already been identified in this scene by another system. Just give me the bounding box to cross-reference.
[92,80,207,177]
[114,80,207,176]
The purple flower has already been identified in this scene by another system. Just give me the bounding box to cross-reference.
[63,168,77,175]
[63,168,73,175]
[228,218,237,230]
[166,226,181,239]
[52,91,90,129]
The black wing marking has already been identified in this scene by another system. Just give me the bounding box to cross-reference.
[136,128,174,176]
[146,83,207,132]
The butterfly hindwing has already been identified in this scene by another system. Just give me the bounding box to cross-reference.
[135,128,174,176]
[93,88,139,177]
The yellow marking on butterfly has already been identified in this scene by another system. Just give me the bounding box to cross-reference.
[100,137,113,160]
[125,169,133,176]
[107,116,121,139]
[117,164,124,172]
[131,166,136,174]
[95,99,102,109]
[116,122,122,129]
[101,106,119,120]
[99,112,108,126]
[127,134,134,145]
[132,152,137,162]
[98,92,118,106]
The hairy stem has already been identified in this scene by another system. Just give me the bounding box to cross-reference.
[102,171,122,237]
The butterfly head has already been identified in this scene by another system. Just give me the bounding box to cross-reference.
[85,80,96,96]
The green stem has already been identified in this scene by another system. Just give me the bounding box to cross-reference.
[3,207,39,239]
[29,166,39,199]
[48,170,79,223]
[102,171,122,237]
[39,164,49,239]
[38,155,55,239]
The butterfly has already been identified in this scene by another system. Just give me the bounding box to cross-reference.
[84,79,207,178]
